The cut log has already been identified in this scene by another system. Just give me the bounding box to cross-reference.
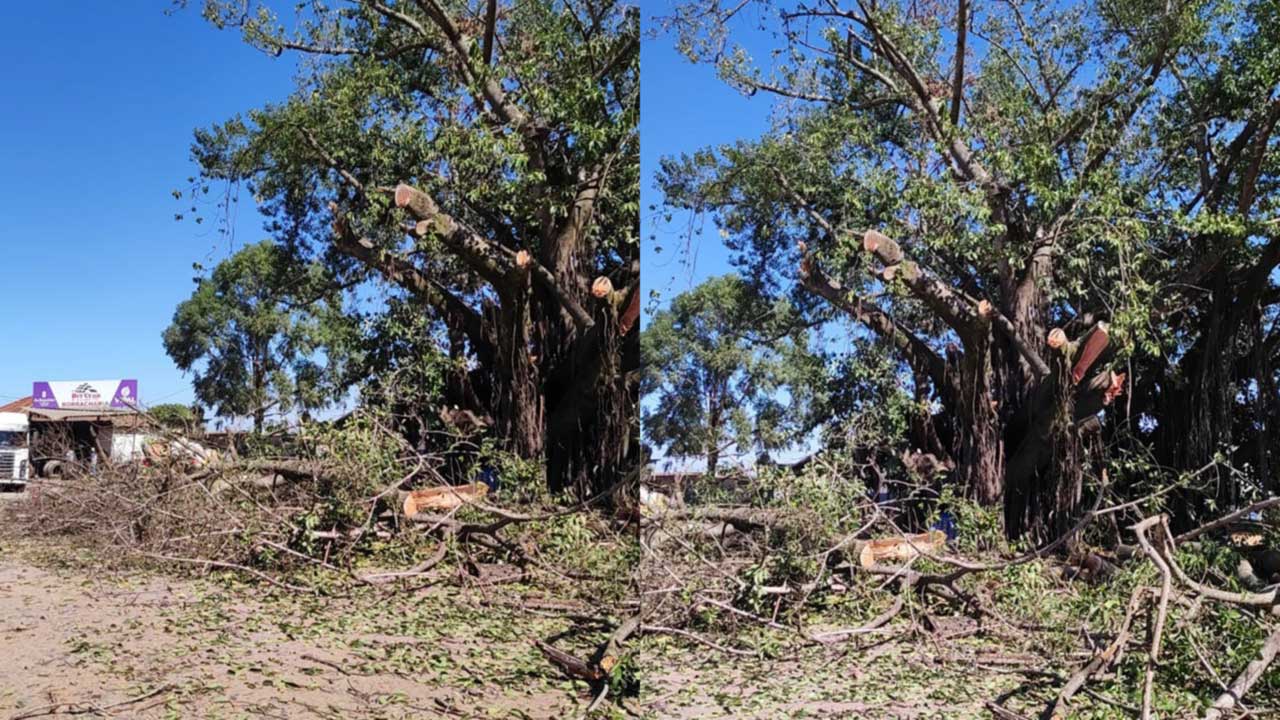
[1202,626,1280,720]
[863,229,905,265]
[1070,322,1110,384]
[1047,328,1068,350]
[591,275,614,298]
[857,530,948,568]
[403,482,490,517]
[394,183,435,219]
[619,290,640,335]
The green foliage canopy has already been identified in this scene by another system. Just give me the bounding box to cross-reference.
[641,274,823,472]
[178,0,640,493]
[657,0,1280,528]
[163,240,353,430]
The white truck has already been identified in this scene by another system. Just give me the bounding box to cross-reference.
[0,412,30,485]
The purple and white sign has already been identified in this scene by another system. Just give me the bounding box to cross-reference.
[32,380,139,410]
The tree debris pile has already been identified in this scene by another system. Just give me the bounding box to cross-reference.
[639,459,1280,717]
[3,402,642,708]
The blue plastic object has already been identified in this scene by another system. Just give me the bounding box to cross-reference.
[932,510,958,541]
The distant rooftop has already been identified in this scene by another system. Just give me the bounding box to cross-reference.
[0,396,32,413]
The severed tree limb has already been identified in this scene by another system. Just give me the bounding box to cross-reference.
[591,609,644,675]
[1070,322,1110,384]
[1202,624,1280,720]
[618,287,640,335]
[862,229,1049,376]
[1134,518,1175,720]
[1133,515,1279,609]
[1176,497,1280,544]
[799,258,948,391]
[396,183,516,286]
[329,206,493,355]
[536,609,644,687]
[863,229,980,334]
[1045,585,1147,720]
[397,183,595,331]
[536,640,605,681]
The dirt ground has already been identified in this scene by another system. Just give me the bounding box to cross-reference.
[636,614,1059,719]
[0,535,609,719]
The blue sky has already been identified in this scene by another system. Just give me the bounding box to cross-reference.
[0,2,297,408]
[641,7,821,469]
[0,2,776,428]
[639,8,773,323]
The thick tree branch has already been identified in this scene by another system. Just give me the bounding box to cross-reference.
[481,0,498,66]
[950,0,968,128]
[864,229,978,333]
[799,255,948,391]
[395,183,595,331]
[329,204,491,355]
[855,2,996,191]
[411,0,535,133]
[397,183,510,286]
[1202,626,1280,720]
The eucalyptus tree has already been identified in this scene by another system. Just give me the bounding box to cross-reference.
[660,0,1280,537]
[641,274,822,475]
[182,0,639,495]
[164,240,353,431]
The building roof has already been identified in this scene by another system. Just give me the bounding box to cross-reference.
[28,407,149,428]
[0,396,32,413]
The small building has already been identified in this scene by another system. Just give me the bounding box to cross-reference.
[25,380,148,477]
[0,396,32,414]
[27,406,150,476]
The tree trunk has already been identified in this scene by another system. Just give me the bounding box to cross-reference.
[252,356,266,433]
[954,337,1004,506]
[538,273,638,499]
[706,380,723,477]
[491,286,544,462]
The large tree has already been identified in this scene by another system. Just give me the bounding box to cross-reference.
[641,274,821,475]
[660,0,1280,539]
[183,0,640,495]
[164,240,352,431]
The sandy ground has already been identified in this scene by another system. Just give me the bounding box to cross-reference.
[636,616,1038,719]
[0,538,602,719]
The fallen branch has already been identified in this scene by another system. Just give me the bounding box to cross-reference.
[807,590,906,644]
[1175,496,1280,544]
[1202,624,1280,720]
[10,684,172,720]
[536,639,605,682]
[1044,585,1147,720]
[1133,518,1175,720]
[1133,515,1278,608]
